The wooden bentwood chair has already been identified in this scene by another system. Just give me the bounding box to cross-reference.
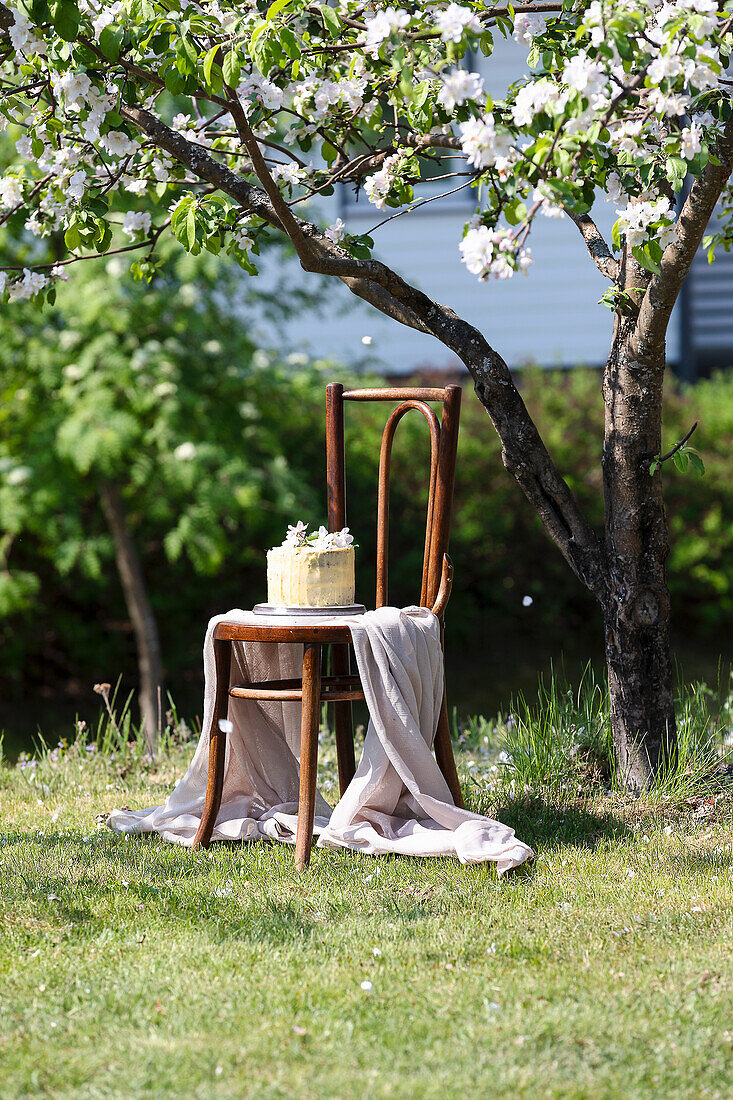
[192,383,464,869]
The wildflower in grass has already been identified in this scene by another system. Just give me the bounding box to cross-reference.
[361,980,374,992]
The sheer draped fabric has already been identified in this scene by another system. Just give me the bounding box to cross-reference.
[107,607,534,873]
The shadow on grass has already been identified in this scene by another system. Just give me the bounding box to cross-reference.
[471,793,631,854]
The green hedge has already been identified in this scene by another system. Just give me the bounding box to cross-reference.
[2,364,731,728]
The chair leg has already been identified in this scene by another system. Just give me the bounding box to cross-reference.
[434,691,464,809]
[295,642,322,871]
[192,638,232,849]
[332,643,356,795]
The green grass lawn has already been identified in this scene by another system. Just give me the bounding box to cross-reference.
[2,713,732,1099]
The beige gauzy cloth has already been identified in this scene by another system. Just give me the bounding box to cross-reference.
[107,606,534,873]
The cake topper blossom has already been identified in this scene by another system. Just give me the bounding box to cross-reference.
[281,522,355,551]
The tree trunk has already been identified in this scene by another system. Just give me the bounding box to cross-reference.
[601,279,677,787]
[99,480,163,752]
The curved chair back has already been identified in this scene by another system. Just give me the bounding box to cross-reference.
[325,383,461,612]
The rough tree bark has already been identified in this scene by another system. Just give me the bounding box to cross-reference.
[99,481,163,751]
[601,250,675,787]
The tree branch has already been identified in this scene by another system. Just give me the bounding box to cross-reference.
[120,105,606,594]
[567,211,619,281]
[635,113,733,354]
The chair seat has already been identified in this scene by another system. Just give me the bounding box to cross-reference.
[214,619,355,645]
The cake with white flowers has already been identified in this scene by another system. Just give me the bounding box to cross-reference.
[266,522,356,608]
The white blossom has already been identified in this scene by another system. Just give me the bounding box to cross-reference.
[459,115,515,175]
[562,52,606,96]
[437,70,485,112]
[648,88,690,117]
[174,441,197,461]
[511,79,567,126]
[605,172,624,203]
[25,212,43,236]
[364,153,401,209]
[123,176,149,196]
[10,9,46,57]
[121,210,152,240]
[459,225,531,281]
[362,7,410,49]
[272,161,308,186]
[513,12,548,46]
[66,170,87,201]
[0,175,23,210]
[324,218,346,243]
[648,52,685,85]
[92,2,123,36]
[435,4,481,43]
[15,135,33,159]
[680,122,702,160]
[100,131,138,158]
[52,70,92,112]
[7,268,49,301]
[615,197,674,248]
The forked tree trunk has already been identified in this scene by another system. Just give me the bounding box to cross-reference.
[99,480,163,752]
[601,295,676,787]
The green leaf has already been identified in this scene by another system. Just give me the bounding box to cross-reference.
[611,221,622,251]
[321,4,340,37]
[504,198,527,226]
[99,23,123,61]
[222,50,241,87]
[203,44,220,85]
[95,223,113,253]
[164,65,186,94]
[266,0,293,20]
[52,0,80,41]
[687,451,705,476]
[186,204,197,251]
[64,222,81,250]
[631,244,661,275]
[250,29,281,75]
[673,450,689,473]
[279,26,300,59]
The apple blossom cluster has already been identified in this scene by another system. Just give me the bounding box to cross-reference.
[280,522,355,550]
[459,224,533,281]
[614,196,678,250]
[0,0,732,303]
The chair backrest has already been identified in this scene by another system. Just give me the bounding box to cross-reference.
[325,383,462,611]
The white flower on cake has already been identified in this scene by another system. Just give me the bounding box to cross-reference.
[281,521,355,551]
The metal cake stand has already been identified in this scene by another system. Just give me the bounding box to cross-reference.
[252,603,366,617]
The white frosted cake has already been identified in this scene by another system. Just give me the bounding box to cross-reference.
[266,523,356,608]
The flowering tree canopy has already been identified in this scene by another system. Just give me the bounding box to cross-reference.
[0,0,730,302]
[2,0,733,781]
